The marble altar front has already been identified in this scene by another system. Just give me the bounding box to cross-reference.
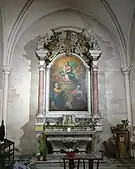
[35,115,103,158]
[42,131,93,153]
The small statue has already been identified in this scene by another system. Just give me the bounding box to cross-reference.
[121,119,129,129]
[0,120,5,143]
[36,133,47,161]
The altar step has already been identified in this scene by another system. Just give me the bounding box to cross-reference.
[35,158,135,169]
[35,163,135,169]
[35,163,112,169]
[35,161,135,169]
[15,155,135,169]
[35,157,111,169]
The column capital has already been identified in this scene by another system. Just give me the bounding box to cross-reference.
[92,62,99,71]
[121,66,131,75]
[39,60,46,71]
[3,66,11,74]
[36,48,49,61]
[89,50,102,61]
[90,50,101,71]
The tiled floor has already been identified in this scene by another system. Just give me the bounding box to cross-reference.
[34,159,135,169]
[16,155,135,169]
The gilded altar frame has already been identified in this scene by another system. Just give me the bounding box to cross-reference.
[35,27,102,123]
[45,53,91,118]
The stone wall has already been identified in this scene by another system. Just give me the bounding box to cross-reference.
[98,40,126,140]
[7,41,38,155]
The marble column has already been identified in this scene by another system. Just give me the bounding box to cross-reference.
[121,66,133,126]
[36,49,49,118]
[89,50,101,117]
[2,66,11,136]
[38,60,45,117]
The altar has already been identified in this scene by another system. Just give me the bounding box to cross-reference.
[36,115,103,155]
[46,131,94,153]
[35,28,103,160]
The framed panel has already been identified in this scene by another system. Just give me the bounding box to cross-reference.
[48,55,88,112]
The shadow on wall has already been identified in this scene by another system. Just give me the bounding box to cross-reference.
[102,118,117,158]
[19,36,41,156]
[102,118,112,140]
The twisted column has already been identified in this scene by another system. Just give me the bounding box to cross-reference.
[2,66,11,136]
[89,50,101,117]
[121,66,133,125]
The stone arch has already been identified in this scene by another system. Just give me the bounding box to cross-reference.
[130,8,135,65]
[11,8,122,68]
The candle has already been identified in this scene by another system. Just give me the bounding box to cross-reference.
[67,127,71,132]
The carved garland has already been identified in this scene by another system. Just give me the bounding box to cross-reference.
[36,30,101,66]
[35,29,101,120]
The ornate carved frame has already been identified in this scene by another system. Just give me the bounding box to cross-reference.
[35,28,103,158]
[35,27,102,123]
[45,52,91,118]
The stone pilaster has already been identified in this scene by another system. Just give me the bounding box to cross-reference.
[89,50,101,117]
[121,66,133,126]
[2,66,11,136]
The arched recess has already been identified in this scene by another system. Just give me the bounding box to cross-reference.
[7,9,125,154]
[101,0,127,66]
[9,9,123,132]
[10,8,122,68]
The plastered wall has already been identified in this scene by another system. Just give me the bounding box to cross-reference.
[5,10,126,155]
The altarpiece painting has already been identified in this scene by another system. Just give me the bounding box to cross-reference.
[49,55,88,111]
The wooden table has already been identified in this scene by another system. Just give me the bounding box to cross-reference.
[62,153,102,169]
[62,156,80,169]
